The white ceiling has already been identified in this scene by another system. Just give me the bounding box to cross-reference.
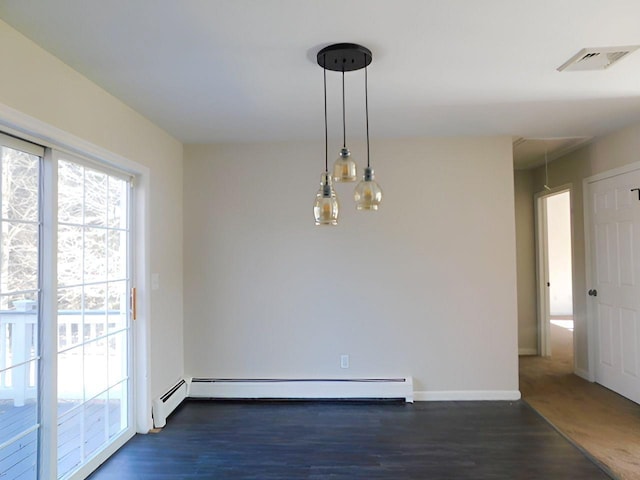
[1,0,640,148]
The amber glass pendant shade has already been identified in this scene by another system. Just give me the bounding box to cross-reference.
[314,172,339,225]
[332,148,357,182]
[354,167,383,211]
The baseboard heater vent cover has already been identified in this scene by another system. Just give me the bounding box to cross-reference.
[188,377,414,403]
[152,379,188,428]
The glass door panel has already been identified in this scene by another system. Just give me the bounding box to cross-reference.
[56,158,131,479]
[0,138,42,480]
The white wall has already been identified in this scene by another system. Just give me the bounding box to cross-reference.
[184,137,519,397]
[0,20,184,411]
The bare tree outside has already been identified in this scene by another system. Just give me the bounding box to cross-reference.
[57,160,128,312]
[1,148,39,309]
[0,153,127,312]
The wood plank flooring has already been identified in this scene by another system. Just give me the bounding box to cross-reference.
[89,399,610,479]
[520,323,640,480]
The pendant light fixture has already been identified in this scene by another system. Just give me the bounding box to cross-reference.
[313,54,339,226]
[314,43,382,223]
[332,68,357,182]
[354,57,383,210]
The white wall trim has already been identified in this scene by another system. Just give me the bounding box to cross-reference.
[533,183,574,359]
[574,368,594,382]
[0,101,144,175]
[583,177,596,383]
[188,377,415,403]
[518,348,538,356]
[0,100,153,434]
[413,390,521,401]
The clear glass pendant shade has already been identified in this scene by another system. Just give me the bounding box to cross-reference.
[332,148,357,182]
[314,172,339,225]
[354,167,382,211]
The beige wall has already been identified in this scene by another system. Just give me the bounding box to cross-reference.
[183,137,520,397]
[520,122,640,375]
[514,169,537,353]
[0,20,184,405]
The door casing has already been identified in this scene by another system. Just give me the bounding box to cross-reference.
[534,184,575,359]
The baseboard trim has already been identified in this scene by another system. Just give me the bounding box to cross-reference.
[574,368,593,382]
[413,390,521,401]
[518,348,538,356]
[188,377,414,402]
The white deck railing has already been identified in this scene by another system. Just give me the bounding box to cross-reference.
[1,302,126,406]
[0,309,37,406]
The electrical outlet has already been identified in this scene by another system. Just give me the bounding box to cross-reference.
[340,354,349,369]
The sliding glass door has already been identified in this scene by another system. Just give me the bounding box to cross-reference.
[0,134,134,480]
[0,134,43,480]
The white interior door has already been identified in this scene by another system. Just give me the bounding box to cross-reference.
[587,168,640,404]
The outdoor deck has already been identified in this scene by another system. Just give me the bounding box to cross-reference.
[0,399,123,479]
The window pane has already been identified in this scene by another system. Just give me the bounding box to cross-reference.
[0,430,37,480]
[58,288,82,351]
[108,177,127,229]
[58,345,83,414]
[84,338,107,401]
[1,222,38,293]
[107,230,127,281]
[57,407,82,478]
[84,392,108,459]
[58,160,83,225]
[108,381,127,439]
[0,361,38,445]
[58,225,82,288]
[84,227,106,284]
[108,331,127,387]
[83,283,106,343]
[1,293,38,369]
[107,282,127,333]
[84,169,107,227]
[1,148,39,222]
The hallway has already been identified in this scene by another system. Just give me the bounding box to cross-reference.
[520,324,640,480]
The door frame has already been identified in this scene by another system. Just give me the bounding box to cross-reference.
[534,183,575,358]
[583,160,640,383]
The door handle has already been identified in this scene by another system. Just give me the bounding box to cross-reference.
[588,289,598,297]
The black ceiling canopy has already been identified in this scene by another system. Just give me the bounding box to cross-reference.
[317,43,372,72]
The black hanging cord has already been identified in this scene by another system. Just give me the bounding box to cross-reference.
[323,54,328,173]
[342,67,346,148]
[365,57,370,168]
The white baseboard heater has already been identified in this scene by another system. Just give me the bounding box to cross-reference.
[152,379,188,428]
[188,377,414,403]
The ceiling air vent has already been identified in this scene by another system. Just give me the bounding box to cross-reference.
[557,46,639,72]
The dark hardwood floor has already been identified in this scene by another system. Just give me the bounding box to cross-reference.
[89,399,611,479]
